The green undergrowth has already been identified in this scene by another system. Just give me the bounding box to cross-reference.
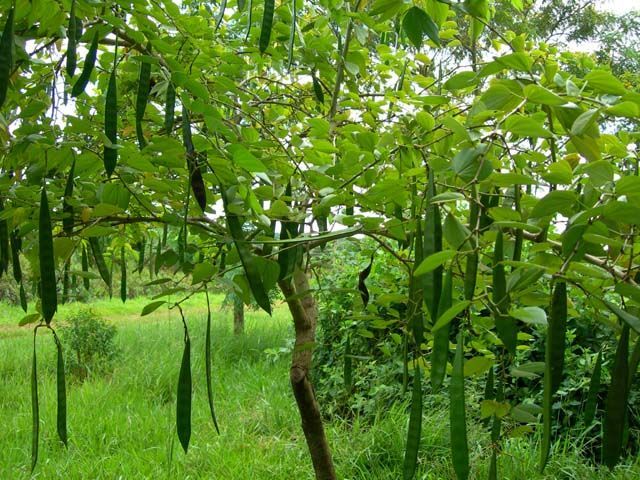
[0,296,638,479]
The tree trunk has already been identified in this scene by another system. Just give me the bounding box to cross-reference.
[233,296,244,335]
[279,269,337,480]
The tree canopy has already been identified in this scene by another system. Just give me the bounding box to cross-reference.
[1,0,640,478]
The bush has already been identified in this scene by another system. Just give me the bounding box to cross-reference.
[313,239,411,420]
[60,308,119,380]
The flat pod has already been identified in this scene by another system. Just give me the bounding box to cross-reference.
[259,0,275,53]
[221,187,271,315]
[71,31,99,97]
[135,60,151,149]
[403,366,422,480]
[603,324,630,469]
[89,237,112,295]
[39,186,57,324]
[66,1,77,78]
[450,331,469,480]
[0,8,14,110]
[104,65,118,176]
[204,293,220,433]
[176,335,192,453]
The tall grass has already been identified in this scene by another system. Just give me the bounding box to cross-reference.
[0,296,638,478]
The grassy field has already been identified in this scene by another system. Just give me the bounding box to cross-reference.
[1,295,638,479]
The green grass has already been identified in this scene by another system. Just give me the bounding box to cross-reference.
[1,295,639,479]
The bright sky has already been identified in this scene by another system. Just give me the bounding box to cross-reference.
[598,0,639,14]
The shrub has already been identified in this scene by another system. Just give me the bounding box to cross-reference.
[60,308,119,380]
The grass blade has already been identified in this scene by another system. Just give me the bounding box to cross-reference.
[0,7,14,110]
[403,366,422,480]
[450,331,469,480]
[176,332,192,453]
[39,185,57,324]
[603,324,630,469]
[259,0,275,53]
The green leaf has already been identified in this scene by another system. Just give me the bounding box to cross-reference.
[504,115,551,138]
[523,84,565,106]
[509,306,547,326]
[414,250,456,276]
[452,146,491,182]
[584,70,627,96]
[141,300,166,316]
[402,6,440,49]
[463,356,493,377]
[229,144,268,172]
[604,301,640,335]
[432,300,471,332]
[192,262,216,284]
[529,190,577,218]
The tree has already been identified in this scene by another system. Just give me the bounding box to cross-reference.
[1,0,640,479]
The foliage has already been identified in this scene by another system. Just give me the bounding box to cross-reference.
[60,308,119,380]
[1,0,640,477]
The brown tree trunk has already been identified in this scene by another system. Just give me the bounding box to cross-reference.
[279,269,337,480]
[233,296,244,335]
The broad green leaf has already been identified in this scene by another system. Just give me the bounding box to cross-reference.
[141,300,166,316]
[402,7,440,49]
[510,306,547,326]
[414,250,456,276]
[584,70,627,96]
[529,190,577,218]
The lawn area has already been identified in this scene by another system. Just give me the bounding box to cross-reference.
[0,295,638,479]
